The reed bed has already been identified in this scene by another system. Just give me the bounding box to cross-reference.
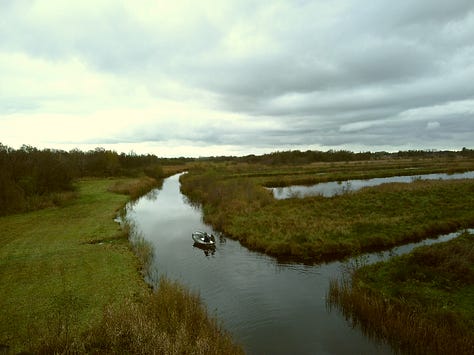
[327,232,474,354]
[34,278,243,355]
[181,165,474,263]
[108,176,161,200]
[214,156,474,187]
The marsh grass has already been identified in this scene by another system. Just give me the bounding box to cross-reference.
[108,176,161,200]
[197,158,464,189]
[80,278,243,355]
[33,277,242,355]
[181,160,474,263]
[222,157,474,187]
[127,220,156,282]
[327,232,474,354]
[1,178,241,354]
[180,172,273,231]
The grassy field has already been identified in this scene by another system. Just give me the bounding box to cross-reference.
[0,177,241,353]
[181,157,474,262]
[192,156,474,187]
[327,231,474,354]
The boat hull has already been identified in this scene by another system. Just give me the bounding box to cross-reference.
[192,231,216,247]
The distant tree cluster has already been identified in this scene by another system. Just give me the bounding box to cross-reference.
[238,150,375,164]
[201,148,474,165]
[0,143,171,215]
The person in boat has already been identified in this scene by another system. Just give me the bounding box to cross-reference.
[203,233,210,242]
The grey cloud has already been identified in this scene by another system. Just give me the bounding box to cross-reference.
[1,0,473,154]
[385,0,474,27]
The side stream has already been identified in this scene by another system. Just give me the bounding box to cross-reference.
[125,173,467,355]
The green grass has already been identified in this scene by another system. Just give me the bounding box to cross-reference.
[327,232,474,354]
[0,179,144,351]
[0,178,241,353]
[181,159,474,262]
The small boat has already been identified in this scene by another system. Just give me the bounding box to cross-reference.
[192,231,216,247]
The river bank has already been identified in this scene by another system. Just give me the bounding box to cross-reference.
[127,172,473,354]
[125,173,395,354]
[0,177,241,353]
[328,231,474,354]
[180,161,474,263]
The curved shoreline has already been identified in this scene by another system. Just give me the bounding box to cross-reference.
[181,170,474,264]
[0,177,242,353]
[327,231,474,354]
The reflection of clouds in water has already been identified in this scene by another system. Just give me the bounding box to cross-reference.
[271,171,474,199]
[126,173,428,354]
[126,173,474,354]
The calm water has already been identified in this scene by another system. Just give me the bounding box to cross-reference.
[270,171,474,199]
[125,173,469,355]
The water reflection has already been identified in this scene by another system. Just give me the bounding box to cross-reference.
[193,242,216,257]
[270,171,474,199]
[125,173,471,355]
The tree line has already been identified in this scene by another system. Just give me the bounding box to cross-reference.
[2,143,472,215]
[0,143,175,215]
[200,148,474,165]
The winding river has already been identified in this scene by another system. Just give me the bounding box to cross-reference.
[125,173,471,355]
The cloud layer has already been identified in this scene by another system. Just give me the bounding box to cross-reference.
[1,0,473,156]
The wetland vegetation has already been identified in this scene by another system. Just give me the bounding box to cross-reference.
[1,144,474,353]
[328,231,474,354]
[0,143,241,354]
[0,177,241,353]
[180,153,474,263]
[179,149,474,353]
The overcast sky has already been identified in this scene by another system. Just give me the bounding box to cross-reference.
[1,0,473,157]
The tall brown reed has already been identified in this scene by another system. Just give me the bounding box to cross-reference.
[327,271,474,354]
[32,278,243,354]
[108,176,161,200]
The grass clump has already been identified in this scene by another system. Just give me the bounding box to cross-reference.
[327,232,474,354]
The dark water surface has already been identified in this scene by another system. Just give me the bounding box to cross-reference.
[270,171,474,199]
[126,173,469,355]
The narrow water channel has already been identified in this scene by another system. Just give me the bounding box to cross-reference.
[125,173,469,355]
[270,171,474,199]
